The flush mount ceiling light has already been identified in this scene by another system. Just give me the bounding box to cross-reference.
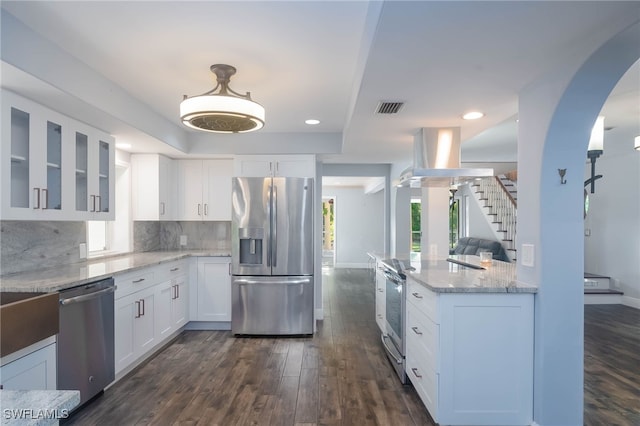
[462,111,484,120]
[180,64,265,133]
[305,119,320,125]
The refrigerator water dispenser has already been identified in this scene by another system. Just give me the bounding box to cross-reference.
[238,228,264,265]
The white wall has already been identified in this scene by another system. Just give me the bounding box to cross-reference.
[459,184,496,240]
[584,129,640,306]
[323,186,384,268]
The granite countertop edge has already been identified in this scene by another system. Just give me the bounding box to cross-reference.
[0,250,231,293]
[0,390,80,426]
[406,273,538,294]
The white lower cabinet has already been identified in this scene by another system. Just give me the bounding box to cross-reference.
[114,260,189,375]
[0,339,56,390]
[114,287,156,374]
[375,265,386,332]
[405,279,534,426]
[194,257,231,322]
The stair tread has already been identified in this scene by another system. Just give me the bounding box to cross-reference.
[584,288,624,295]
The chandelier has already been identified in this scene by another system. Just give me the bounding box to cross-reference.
[180,64,265,133]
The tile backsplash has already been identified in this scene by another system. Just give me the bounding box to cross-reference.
[0,220,231,276]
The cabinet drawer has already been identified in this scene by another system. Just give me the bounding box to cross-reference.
[406,303,439,371]
[406,338,439,420]
[115,270,156,298]
[407,279,438,324]
[157,260,188,281]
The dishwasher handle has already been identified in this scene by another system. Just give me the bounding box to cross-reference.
[60,286,116,305]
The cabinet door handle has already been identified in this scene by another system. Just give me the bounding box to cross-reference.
[198,203,202,216]
[228,263,231,275]
[176,284,180,299]
[132,278,145,283]
[170,267,179,272]
[33,188,41,209]
[96,195,102,212]
[135,301,141,318]
[411,368,422,378]
[90,195,96,212]
[42,188,49,209]
[204,204,208,216]
[275,161,279,174]
[141,299,145,316]
[411,292,423,299]
[411,326,423,335]
[160,202,165,215]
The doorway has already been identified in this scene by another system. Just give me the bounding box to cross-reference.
[322,196,335,267]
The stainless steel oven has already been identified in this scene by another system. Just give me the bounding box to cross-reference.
[380,259,407,384]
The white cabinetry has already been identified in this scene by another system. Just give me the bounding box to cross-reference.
[131,154,176,220]
[1,90,114,221]
[177,159,232,221]
[114,260,189,375]
[0,338,56,390]
[194,257,232,322]
[233,155,315,177]
[375,261,386,332]
[405,279,534,426]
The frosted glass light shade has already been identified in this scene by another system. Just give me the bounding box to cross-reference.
[635,136,640,151]
[588,116,604,152]
[180,95,265,133]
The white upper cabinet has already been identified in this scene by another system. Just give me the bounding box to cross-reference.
[131,154,176,220]
[234,155,315,178]
[1,90,114,221]
[177,159,232,221]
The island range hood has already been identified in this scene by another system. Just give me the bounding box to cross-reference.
[399,128,494,187]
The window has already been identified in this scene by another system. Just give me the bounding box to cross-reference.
[86,159,131,256]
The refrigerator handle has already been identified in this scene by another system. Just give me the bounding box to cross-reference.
[272,184,277,267]
[266,184,272,267]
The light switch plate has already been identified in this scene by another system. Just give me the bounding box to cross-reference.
[179,235,187,246]
[521,244,534,267]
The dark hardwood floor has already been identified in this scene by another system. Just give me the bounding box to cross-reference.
[66,268,435,426]
[584,304,640,426]
[65,269,640,425]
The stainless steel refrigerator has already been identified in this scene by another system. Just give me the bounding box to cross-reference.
[231,177,314,335]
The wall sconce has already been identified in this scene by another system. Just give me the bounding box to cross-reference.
[635,136,639,151]
[584,116,604,194]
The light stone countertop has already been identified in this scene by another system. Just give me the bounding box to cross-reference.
[0,250,231,293]
[0,390,80,425]
[368,252,537,293]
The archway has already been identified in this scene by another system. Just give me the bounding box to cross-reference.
[517,19,640,425]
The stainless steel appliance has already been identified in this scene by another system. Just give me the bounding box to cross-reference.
[231,177,314,335]
[58,278,115,408]
[380,258,408,384]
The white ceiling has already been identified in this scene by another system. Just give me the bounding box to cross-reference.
[1,1,638,165]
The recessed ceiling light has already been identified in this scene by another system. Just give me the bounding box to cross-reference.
[462,111,484,120]
[116,142,132,150]
[305,119,320,125]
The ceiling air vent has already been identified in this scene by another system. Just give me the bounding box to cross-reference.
[376,101,404,114]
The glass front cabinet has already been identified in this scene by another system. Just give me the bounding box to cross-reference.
[1,90,114,221]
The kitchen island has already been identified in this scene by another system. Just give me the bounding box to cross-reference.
[402,255,535,426]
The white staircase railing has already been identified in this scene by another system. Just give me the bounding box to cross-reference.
[471,175,517,260]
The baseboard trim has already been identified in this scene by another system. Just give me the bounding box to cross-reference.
[622,295,640,309]
[184,321,232,331]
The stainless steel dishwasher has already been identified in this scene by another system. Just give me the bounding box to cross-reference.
[58,277,115,408]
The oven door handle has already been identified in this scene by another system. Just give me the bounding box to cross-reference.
[381,334,403,365]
